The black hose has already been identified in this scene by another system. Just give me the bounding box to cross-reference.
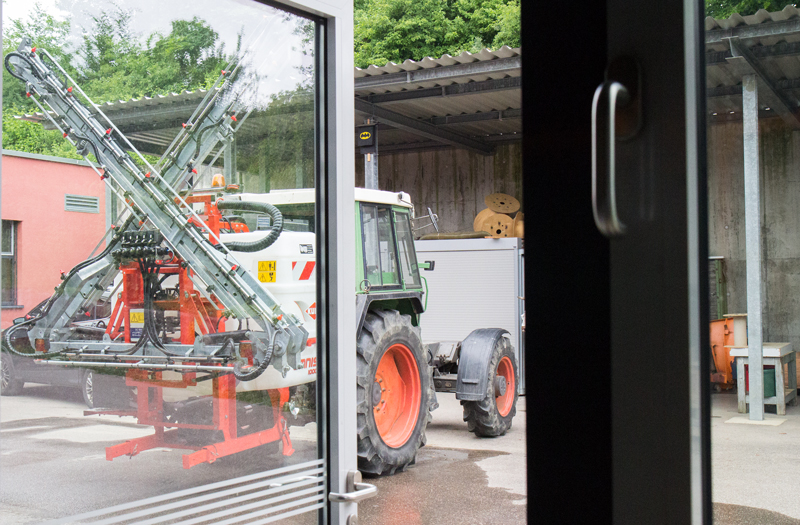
[232,334,275,382]
[4,52,38,82]
[215,200,283,253]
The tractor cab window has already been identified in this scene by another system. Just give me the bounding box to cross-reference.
[361,204,400,288]
[394,210,421,288]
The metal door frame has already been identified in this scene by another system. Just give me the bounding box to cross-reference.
[277,1,358,524]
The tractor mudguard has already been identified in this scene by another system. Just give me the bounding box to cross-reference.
[456,328,511,401]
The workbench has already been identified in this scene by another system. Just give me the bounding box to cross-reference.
[731,343,798,415]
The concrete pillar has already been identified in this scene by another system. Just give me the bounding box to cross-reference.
[743,73,764,420]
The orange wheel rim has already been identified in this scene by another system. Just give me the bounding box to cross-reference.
[373,343,421,448]
[496,356,515,417]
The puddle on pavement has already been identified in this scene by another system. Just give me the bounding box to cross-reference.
[359,446,525,525]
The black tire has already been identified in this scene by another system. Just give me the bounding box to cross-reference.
[1,353,24,396]
[82,370,95,408]
[356,309,435,476]
[461,335,518,437]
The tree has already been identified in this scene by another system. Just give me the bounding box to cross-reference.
[3,7,233,158]
[2,3,75,112]
[353,0,520,69]
[706,0,796,18]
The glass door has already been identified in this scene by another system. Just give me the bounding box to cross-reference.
[1,1,359,523]
[524,1,710,523]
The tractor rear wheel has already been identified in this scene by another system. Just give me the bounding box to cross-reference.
[461,335,518,437]
[356,309,434,476]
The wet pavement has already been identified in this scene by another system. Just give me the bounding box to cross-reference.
[360,447,526,525]
[359,393,527,525]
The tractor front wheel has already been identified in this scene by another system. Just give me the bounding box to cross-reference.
[461,336,518,437]
[1,354,24,396]
[356,309,434,476]
[82,370,95,408]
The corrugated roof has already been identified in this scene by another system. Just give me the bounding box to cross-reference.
[705,8,800,123]
[355,46,521,84]
[353,46,522,150]
[19,47,523,153]
[705,5,800,32]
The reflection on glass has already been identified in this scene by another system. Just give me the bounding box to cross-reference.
[1,1,320,522]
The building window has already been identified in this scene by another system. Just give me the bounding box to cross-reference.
[2,220,18,306]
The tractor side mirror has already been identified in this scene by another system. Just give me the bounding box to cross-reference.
[12,317,25,325]
[418,260,435,271]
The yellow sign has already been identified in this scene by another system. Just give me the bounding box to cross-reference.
[258,261,276,272]
[257,261,276,282]
[360,131,371,140]
[130,311,145,324]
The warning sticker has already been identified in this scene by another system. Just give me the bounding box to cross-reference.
[305,302,317,320]
[258,261,276,272]
[258,261,277,283]
[129,309,144,342]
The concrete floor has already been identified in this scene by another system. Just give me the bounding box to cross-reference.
[9,383,800,524]
[711,390,800,524]
[0,384,526,524]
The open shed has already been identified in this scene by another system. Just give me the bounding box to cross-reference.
[706,7,800,386]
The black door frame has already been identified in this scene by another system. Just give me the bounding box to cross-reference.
[523,2,711,522]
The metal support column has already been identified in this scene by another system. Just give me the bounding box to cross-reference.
[743,73,764,420]
[363,119,378,189]
[364,153,378,189]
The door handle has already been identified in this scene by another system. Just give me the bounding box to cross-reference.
[591,56,641,237]
[329,470,378,503]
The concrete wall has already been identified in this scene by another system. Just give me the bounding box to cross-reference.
[708,117,800,385]
[1,152,107,328]
[355,142,523,233]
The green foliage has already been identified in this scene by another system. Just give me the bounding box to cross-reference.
[2,108,82,159]
[2,3,75,113]
[76,9,228,102]
[706,0,796,18]
[354,0,520,68]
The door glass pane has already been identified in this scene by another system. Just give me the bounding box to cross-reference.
[377,207,400,286]
[1,2,323,523]
[394,211,420,288]
[361,204,382,286]
[705,5,800,522]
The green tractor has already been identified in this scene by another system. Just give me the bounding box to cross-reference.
[234,187,520,475]
[352,189,519,475]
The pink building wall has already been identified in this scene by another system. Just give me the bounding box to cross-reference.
[2,152,106,328]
